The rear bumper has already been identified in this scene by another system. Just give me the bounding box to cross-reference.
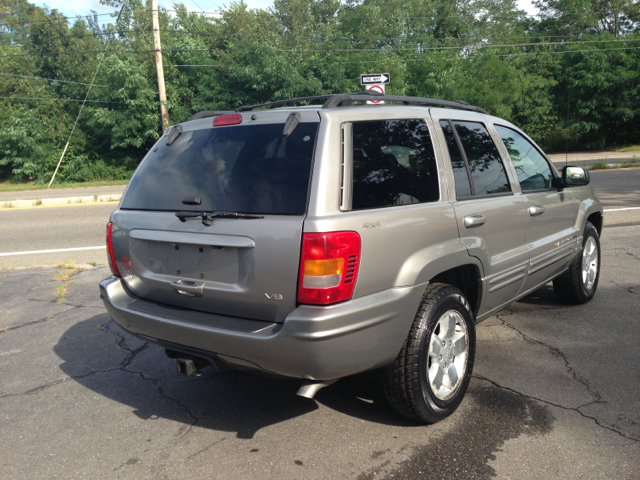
[99,276,426,380]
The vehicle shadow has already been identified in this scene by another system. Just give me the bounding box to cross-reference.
[55,313,417,439]
[517,284,564,307]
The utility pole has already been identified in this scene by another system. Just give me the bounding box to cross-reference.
[152,0,169,132]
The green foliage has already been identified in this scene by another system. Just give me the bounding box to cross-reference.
[0,0,639,183]
[0,108,57,182]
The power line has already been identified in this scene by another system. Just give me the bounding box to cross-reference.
[337,45,640,63]
[2,38,639,58]
[1,27,625,42]
[48,2,129,187]
[0,73,117,88]
[0,8,149,26]
[0,96,122,103]
[276,38,640,52]
[0,7,622,27]
[497,46,640,56]
[164,64,221,66]
[161,8,622,19]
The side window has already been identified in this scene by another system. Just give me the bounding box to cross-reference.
[440,121,472,198]
[453,121,511,196]
[351,119,439,210]
[495,125,554,191]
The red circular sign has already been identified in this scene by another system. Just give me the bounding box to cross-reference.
[368,85,384,103]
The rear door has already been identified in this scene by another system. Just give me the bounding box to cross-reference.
[110,110,320,323]
[493,125,577,292]
[432,110,530,316]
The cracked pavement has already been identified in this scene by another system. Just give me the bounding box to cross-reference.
[1,226,639,479]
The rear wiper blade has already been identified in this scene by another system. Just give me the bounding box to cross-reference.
[175,211,264,226]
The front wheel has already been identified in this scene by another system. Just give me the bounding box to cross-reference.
[383,283,476,423]
[553,221,601,305]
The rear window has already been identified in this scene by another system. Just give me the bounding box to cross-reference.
[121,122,319,215]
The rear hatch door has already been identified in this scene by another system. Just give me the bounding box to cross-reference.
[110,110,320,323]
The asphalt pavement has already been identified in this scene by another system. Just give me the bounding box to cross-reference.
[0,203,115,268]
[1,225,638,479]
[1,167,638,269]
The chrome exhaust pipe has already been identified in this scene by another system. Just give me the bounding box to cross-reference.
[296,379,338,399]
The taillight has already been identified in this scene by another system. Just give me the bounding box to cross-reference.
[106,222,120,277]
[297,232,361,305]
[213,114,242,126]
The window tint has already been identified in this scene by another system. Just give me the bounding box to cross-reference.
[121,122,318,215]
[495,125,554,191]
[440,120,472,198]
[351,119,439,210]
[453,121,511,196]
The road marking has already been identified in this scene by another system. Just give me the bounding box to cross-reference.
[0,246,104,257]
[604,207,640,212]
[590,166,640,173]
[0,201,118,211]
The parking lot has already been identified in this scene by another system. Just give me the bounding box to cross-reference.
[1,218,639,478]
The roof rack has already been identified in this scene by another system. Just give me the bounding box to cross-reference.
[232,91,488,115]
[322,91,489,114]
[235,95,333,112]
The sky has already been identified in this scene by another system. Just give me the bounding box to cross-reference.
[34,0,540,23]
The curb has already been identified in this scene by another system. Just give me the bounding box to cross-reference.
[1,194,121,209]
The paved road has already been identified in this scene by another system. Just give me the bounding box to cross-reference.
[0,204,115,268]
[1,226,638,479]
[590,168,640,208]
[0,168,638,268]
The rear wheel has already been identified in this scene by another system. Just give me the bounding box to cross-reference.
[553,221,601,305]
[383,283,476,423]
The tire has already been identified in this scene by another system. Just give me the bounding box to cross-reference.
[553,221,601,305]
[383,283,476,423]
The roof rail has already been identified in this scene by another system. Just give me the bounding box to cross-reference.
[230,91,488,115]
[186,110,234,122]
[235,95,333,112]
[322,91,489,114]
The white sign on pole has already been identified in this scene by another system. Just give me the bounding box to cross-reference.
[366,84,385,104]
[360,73,390,85]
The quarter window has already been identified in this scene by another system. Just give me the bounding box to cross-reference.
[495,125,554,191]
[350,119,439,210]
[440,120,511,198]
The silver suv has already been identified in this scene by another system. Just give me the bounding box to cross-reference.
[100,91,603,423]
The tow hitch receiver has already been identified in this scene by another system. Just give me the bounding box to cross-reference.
[175,356,210,377]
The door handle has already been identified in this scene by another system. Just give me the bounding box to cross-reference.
[464,214,487,228]
[529,205,546,216]
[171,280,204,297]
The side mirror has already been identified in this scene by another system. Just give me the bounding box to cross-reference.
[561,166,590,187]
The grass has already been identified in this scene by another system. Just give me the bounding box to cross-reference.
[588,157,639,171]
[590,160,609,170]
[618,158,639,168]
[54,263,85,303]
[0,179,129,193]
[55,281,74,302]
[32,198,42,206]
[1,201,13,208]
[615,145,640,153]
